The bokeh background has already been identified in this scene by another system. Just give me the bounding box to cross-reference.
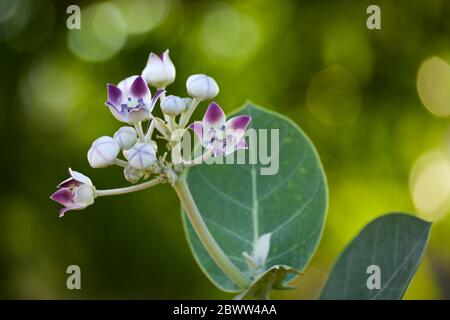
[0,0,449,299]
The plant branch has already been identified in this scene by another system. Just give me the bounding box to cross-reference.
[134,122,146,142]
[173,176,250,289]
[95,177,163,197]
[179,98,200,128]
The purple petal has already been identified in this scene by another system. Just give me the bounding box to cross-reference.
[203,102,226,127]
[151,89,165,111]
[69,168,92,186]
[57,177,78,189]
[213,148,225,156]
[107,84,124,106]
[51,188,74,206]
[189,121,204,141]
[228,115,251,131]
[129,76,150,99]
[235,139,248,150]
[106,102,129,122]
[59,207,71,218]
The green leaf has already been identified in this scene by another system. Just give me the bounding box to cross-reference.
[235,265,301,300]
[319,213,432,300]
[182,102,328,292]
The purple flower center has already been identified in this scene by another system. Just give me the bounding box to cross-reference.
[122,97,146,112]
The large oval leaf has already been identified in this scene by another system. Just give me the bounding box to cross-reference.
[182,102,328,291]
[319,213,431,300]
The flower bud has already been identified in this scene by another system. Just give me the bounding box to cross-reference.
[123,142,157,169]
[161,95,186,116]
[142,49,176,88]
[183,97,193,109]
[124,165,144,184]
[186,74,219,100]
[114,126,137,150]
[87,136,120,168]
[51,168,95,217]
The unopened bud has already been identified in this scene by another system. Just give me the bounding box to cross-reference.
[114,126,137,150]
[87,136,120,168]
[186,74,219,101]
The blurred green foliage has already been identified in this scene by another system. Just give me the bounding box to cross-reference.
[0,0,449,299]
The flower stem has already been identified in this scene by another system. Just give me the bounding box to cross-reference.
[114,159,128,168]
[183,150,213,166]
[145,118,155,140]
[179,98,200,128]
[173,177,250,289]
[135,122,146,142]
[95,177,163,197]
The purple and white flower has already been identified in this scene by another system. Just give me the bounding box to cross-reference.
[189,102,251,156]
[106,75,163,123]
[123,142,157,170]
[50,168,95,217]
[87,136,120,168]
[186,74,219,101]
[142,49,176,88]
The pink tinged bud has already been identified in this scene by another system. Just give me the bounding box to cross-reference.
[50,168,95,217]
[114,126,138,150]
[124,165,144,184]
[142,49,176,88]
[87,136,120,168]
[123,142,157,170]
[186,74,219,101]
[161,95,186,115]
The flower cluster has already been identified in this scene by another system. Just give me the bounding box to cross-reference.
[51,49,251,216]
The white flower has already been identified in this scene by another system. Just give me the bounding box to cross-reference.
[161,95,187,116]
[114,126,137,150]
[87,136,120,168]
[253,233,271,266]
[123,165,144,184]
[243,233,271,276]
[123,142,157,169]
[142,49,176,88]
[186,74,219,101]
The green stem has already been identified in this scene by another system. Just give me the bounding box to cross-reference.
[173,177,250,289]
[134,122,146,142]
[95,177,162,197]
[179,98,200,128]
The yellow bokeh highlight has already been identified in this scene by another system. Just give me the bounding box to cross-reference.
[114,0,170,35]
[67,2,127,62]
[410,151,450,221]
[417,56,450,117]
[200,3,261,65]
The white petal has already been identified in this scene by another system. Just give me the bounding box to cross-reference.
[73,184,95,207]
[253,233,271,265]
[69,168,93,186]
[117,75,139,96]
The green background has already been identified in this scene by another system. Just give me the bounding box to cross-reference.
[0,0,449,299]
